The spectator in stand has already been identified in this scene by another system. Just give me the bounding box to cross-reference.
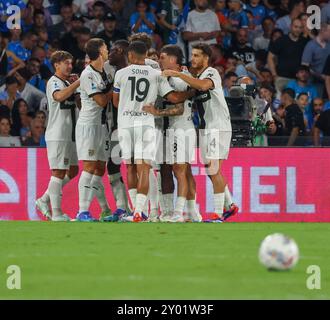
[307,97,325,132]
[31,46,52,81]
[68,27,91,68]
[0,116,21,147]
[323,54,330,100]
[295,92,310,133]
[286,65,318,105]
[130,0,156,35]
[321,0,330,24]
[268,104,287,146]
[225,53,248,77]
[183,0,221,60]
[97,12,127,49]
[11,98,31,140]
[31,9,48,33]
[313,108,330,146]
[26,58,46,93]
[272,0,290,18]
[0,32,25,83]
[246,49,268,82]
[8,28,22,44]
[210,43,226,69]
[253,17,275,51]
[223,71,238,97]
[259,68,275,87]
[14,67,45,112]
[227,0,249,32]
[302,23,330,97]
[275,0,305,35]
[246,0,267,26]
[25,0,53,28]
[269,27,284,45]
[85,1,107,35]
[158,0,189,60]
[36,27,50,51]
[0,76,21,112]
[7,31,38,62]
[72,0,95,16]
[35,110,46,128]
[22,118,45,146]
[281,87,306,146]
[268,18,307,94]
[230,28,255,64]
[109,0,136,35]
[49,4,74,41]
[61,13,85,53]
[298,13,315,41]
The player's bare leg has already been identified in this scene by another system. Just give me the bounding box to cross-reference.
[159,163,175,222]
[170,163,188,222]
[146,168,159,222]
[185,165,202,222]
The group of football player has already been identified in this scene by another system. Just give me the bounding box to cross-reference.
[35,33,238,223]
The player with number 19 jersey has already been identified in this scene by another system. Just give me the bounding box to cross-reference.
[113,64,174,161]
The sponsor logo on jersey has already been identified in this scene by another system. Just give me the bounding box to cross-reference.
[123,111,148,117]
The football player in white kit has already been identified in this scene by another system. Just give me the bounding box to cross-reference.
[113,41,194,222]
[143,45,202,223]
[163,43,239,222]
[36,51,80,222]
[75,38,112,222]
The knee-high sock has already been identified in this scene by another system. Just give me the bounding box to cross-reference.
[78,171,94,212]
[109,173,130,212]
[48,176,63,217]
[214,193,225,216]
[224,185,233,211]
[90,175,109,212]
[128,188,137,210]
[41,175,71,203]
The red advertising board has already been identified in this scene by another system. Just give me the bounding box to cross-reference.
[0,148,329,221]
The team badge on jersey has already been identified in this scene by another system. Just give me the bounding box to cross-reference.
[88,149,95,156]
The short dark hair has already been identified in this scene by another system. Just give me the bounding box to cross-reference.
[5,76,18,86]
[128,32,152,49]
[255,49,268,63]
[20,31,37,41]
[93,0,106,8]
[113,39,129,52]
[288,0,305,12]
[50,50,73,67]
[296,64,310,73]
[224,71,238,80]
[17,67,32,80]
[259,82,275,95]
[282,88,295,99]
[127,41,148,56]
[85,38,105,61]
[161,45,183,66]
[297,92,308,99]
[192,43,212,58]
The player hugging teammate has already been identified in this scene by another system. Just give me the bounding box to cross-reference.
[36,33,238,223]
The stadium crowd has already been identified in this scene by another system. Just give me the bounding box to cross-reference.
[0,0,330,147]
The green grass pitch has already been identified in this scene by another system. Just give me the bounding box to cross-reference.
[0,222,329,299]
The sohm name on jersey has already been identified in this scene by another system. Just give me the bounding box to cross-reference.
[131,69,149,76]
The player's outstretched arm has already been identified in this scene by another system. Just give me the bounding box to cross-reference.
[162,70,214,91]
[143,103,184,117]
[165,89,195,104]
[53,80,80,103]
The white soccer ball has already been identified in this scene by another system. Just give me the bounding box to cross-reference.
[258,233,299,270]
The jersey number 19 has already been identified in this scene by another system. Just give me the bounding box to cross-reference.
[128,77,150,102]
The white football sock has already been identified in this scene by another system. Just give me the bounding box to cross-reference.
[214,193,225,216]
[156,171,165,213]
[174,196,186,216]
[224,185,233,211]
[187,199,199,215]
[48,176,63,217]
[40,175,71,203]
[78,171,94,212]
[109,173,129,211]
[128,188,137,210]
[148,169,159,213]
[135,193,147,214]
[163,193,174,215]
[91,175,109,212]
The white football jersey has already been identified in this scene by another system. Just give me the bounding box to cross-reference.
[113,64,174,129]
[167,75,194,130]
[195,67,232,131]
[45,75,78,142]
[79,64,111,125]
[145,58,160,70]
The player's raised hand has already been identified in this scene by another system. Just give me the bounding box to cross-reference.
[162,70,180,77]
[68,73,79,84]
[142,104,158,115]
